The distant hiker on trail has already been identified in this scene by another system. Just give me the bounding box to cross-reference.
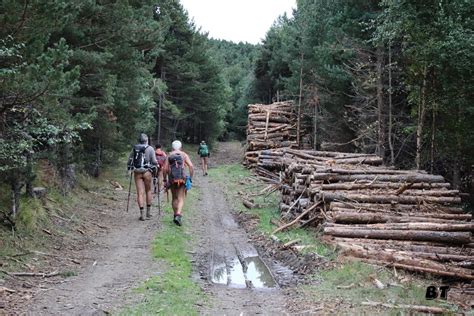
[197,140,210,176]
[155,143,167,192]
[164,140,194,226]
[127,133,157,221]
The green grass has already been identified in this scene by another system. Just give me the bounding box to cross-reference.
[120,186,205,315]
[209,162,460,314]
[301,260,458,314]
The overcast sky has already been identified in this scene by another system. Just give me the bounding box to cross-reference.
[179,0,296,44]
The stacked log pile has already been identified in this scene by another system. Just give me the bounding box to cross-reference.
[275,150,473,280]
[244,103,472,279]
[245,102,298,167]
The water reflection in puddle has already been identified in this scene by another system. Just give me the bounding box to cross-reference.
[245,256,276,288]
[211,256,276,289]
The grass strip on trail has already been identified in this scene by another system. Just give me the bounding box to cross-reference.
[121,188,205,315]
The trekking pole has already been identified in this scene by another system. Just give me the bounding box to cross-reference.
[157,178,161,216]
[126,170,133,212]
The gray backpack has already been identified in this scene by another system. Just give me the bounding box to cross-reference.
[132,144,149,173]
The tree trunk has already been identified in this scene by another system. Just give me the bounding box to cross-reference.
[388,44,395,165]
[430,105,436,173]
[11,179,22,220]
[25,151,34,197]
[415,65,428,170]
[297,53,304,148]
[157,67,164,144]
[376,45,385,159]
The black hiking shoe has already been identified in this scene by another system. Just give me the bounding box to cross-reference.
[173,215,182,226]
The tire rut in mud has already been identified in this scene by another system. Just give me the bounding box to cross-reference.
[189,172,291,315]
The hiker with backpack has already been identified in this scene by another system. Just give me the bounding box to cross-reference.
[155,143,167,192]
[127,133,158,221]
[197,140,210,176]
[164,140,194,226]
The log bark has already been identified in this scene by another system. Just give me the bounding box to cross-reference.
[327,222,474,232]
[329,202,466,214]
[319,192,461,205]
[340,244,474,279]
[325,237,474,255]
[324,227,471,244]
[363,257,474,280]
[311,173,446,183]
[331,212,471,224]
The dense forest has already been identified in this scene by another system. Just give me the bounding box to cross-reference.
[249,0,473,200]
[0,0,244,226]
[1,0,473,227]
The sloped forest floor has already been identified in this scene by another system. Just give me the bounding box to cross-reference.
[1,142,471,315]
[1,166,163,314]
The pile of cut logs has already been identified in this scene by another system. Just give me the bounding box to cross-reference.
[253,147,473,279]
[245,102,298,167]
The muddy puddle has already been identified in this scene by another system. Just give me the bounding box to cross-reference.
[211,255,277,289]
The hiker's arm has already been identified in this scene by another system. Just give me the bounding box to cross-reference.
[148,147,158,167]
[185,155,194,179]
[163,159,169,183]
[127,150,134,170]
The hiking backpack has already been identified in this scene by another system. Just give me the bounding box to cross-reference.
[168,153,186,185]
[199,144,209,156]
[132,144,149,172]
[155,149,167,169]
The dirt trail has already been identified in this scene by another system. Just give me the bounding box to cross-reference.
[191,142,288,315]
[8,142,291,315]
[25,189,162,315]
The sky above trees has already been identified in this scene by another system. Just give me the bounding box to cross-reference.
[180,0,296,44]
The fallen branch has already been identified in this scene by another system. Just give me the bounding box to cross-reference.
[283,239,301,248]
[0,286,16,293]
[361,301,447,314]
[3,271,60,278]
[242,199,256,209]
[273,201,321,234]
[42,229,52,235]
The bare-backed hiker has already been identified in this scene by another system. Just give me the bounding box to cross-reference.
[127,133,157,221]
[154,143,167,192]
[164,140,194,226]
[197,140,210,176]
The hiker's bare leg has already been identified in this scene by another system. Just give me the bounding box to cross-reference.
[171,185,186,215]
[201,157,205,174]
[203,157,208,174]
[134,173,145,208]
[144,171,153,205]
[158,170,164,191]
